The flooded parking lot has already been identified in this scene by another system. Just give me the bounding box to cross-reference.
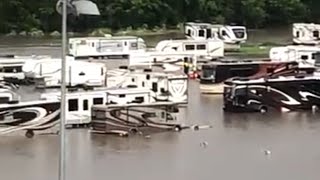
[1,81,320,180]
[1,32,320,180]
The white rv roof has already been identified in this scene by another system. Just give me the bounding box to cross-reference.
[69,36,141,42]
[158,39,223,44]
[42,87,151,97]
[293,23,320,27]
[93,101,180,109]
[230,74,320,85]
[277,45,320,51]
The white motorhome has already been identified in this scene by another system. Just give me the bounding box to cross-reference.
[40,87,153,125]
[184,22,247,45]
[293,23,320,45]
[25,56,108,88]
[106,68,189,103]
[269,45,320,68]
[68,36,147,59]
[154,39,224,59]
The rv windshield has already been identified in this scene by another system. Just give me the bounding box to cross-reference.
[232,28,245,39]
[201,66,215,79]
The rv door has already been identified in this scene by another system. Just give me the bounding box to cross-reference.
[206,29,212,39]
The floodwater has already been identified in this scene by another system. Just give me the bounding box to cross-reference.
[1,30,320,180]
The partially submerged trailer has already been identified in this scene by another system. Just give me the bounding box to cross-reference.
[293,23,320,45]
[91,102,186,136]
[155,39,224,59]
[269,45,320,68]
[68,36,147,59]
[184,22,247,50]
[25,56,108,88]
[106,68,189,103]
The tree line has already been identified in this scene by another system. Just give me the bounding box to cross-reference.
[0,0,319,33]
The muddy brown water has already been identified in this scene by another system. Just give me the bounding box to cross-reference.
[1,30,320,180]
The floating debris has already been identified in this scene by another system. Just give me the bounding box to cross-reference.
[200,141,209,148]
[262,149,271,156]
[144,135,151,139]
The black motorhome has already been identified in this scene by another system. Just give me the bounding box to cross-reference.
[223,74,320,113]
[199,60,310,94]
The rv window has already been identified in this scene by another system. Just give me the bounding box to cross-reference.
[119,94,126,98]
[146,74,150,80]
[198,30,205,37]
[101,68,104,75]
[142,81,145,87]
[93,98,103,105]
[68,99,78,112]
[222,30,227,36]
[185,45,195,51]
[296,31,300,38]
[80,40,86,45]
[301,55,308,60]
[312,53,316,59]
[124,42,127,46]
[313,31,319,38]
[83,99,88,110]
[3,66,22,73]
[0,97,9,103]
[196,44,206,50]
[131,42,137,47]
[91,42,95,47]
[187,29,191,36]
[69,44,73,49]
[132,78,135,82]
[152,82,158,92]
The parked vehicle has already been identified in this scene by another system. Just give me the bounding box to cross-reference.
[293,23,320,45]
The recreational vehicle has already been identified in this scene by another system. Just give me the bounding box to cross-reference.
[41,87,152,125]
[293,23,320,45]
[25,57,108,88]
[200,60,304,94]
[269,45,320,68]
[68,36,147,59]
[0,87,153,137]
[184,22,247,50]
[106,68,189,103]
[223,73,320,113]
[91,102,186,136]
[0,55,52,83]
[155,39,224,59]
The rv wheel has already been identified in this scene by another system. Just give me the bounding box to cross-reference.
[259,106,268,114]
[25,130,34,138]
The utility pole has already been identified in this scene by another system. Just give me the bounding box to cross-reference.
[59,0,67,179]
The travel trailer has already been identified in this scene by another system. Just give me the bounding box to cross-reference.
[223,73,320,113]
[269,45,320,68]
[184,22,247,50]
[0,87,154,138]
[199,60,305,94]
[68,36,147,59]
[293,23,320,45]
[154,39,224,59]
[41,87,153,126]
[24,56,108,88]
[0,55,52,84]
[106,68,189,103]
[91,102,186,136]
